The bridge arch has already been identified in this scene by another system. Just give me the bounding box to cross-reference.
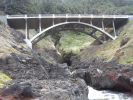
[25,22,116,48]
[29,21,116,46]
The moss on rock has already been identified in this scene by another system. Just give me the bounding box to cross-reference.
[0,72,12,88]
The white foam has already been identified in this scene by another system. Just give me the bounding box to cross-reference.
[88,86,133,100]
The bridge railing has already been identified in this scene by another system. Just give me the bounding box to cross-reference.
[6,14,131,19]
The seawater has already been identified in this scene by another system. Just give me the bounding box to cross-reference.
[88,86,133,100]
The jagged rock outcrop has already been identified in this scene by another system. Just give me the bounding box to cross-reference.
[70,56,133,92]
[0,23,88,99]
[0,78,88,100]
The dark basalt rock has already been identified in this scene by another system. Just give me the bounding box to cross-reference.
[71,69,91,85]
[0,78,88,100]
[70,56,133,93]
[0,48,88,99]
[0,53,71,80]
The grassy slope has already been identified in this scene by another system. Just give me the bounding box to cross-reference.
[115,21,133,64]
[0,23,20,58]
[58,31,95,54]
[79,21,133,65]
[0,24,18,88]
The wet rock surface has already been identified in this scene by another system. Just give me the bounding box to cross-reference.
[70,56,133,92]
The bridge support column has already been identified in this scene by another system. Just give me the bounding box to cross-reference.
[112,20,117,38]
[25,15,29,40]
[52,14,55,25]
[90,14,94,25]
[39,14,42,32]
[24,15,32,49]
[90,19,92,25]
[102,19,106,41]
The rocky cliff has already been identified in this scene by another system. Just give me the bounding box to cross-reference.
[0,22,88,100]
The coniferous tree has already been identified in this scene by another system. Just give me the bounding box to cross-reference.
[0,0,133,15]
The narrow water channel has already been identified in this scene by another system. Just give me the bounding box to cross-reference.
[88,86,133,100]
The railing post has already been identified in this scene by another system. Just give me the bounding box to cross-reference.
[39,14,42,32]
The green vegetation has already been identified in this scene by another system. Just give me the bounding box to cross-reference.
[115,21,133,64]
[35,31,95,54]
[79,21,133,65]
[0,72,11,88]
[58,31,95,54]
[0,0,133,14]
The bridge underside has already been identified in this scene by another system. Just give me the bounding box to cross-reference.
[30,22,115,44]
[7,17,128,29]
[6,15,128,49]
[33,27,104,45]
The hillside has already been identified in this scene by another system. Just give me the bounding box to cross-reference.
[0,23,30,64]
[0,0,133,14]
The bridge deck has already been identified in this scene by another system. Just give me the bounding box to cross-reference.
[7,14,130,19]
[6,14,129,29]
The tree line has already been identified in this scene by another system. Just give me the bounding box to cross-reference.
[0,0,133,15]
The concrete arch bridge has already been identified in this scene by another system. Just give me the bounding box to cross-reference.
[6,14,130,49]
